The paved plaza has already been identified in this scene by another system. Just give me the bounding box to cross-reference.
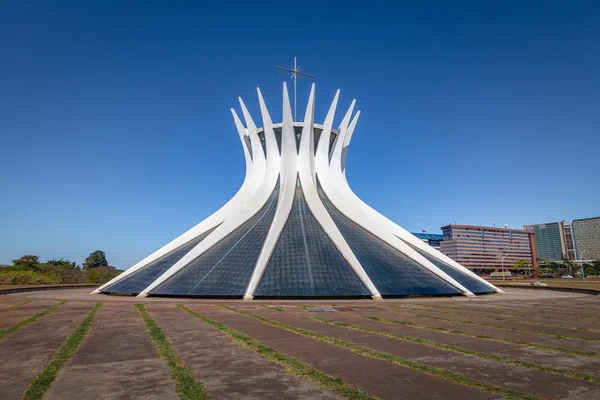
[1,288,600,399]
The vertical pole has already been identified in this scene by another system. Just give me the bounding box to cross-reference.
[294,56,297,122]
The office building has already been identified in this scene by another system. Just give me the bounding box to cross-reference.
[572,217,600,260]
[412,233,444,250]
[441,224,538,272]
[524,221,570,261]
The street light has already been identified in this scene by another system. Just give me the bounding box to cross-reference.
[501,255,508,281]
[580,250,586,280]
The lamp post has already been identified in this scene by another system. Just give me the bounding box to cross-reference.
[580,250,586,280]
[501,255,508,281]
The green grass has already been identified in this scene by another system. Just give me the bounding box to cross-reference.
[178,304,376,400]
[135,304,207,400]
[400,304,600,333]
[0,301,66,340]
[224,306,542,400]
[262,305,285,312]
[22,303,102,400]
[0,300,31,312]
[311,315,600,384]
[417,314,600,342]
[363,316,598,357]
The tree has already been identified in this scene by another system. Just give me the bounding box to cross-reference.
[83,251,108,269]
[12,255,41,271]
[513,259,531,276]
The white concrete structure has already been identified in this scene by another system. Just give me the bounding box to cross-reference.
[93,83,501,298]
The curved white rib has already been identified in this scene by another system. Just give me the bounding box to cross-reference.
[92,108,263,294]
[244,83,297,299]
[136,92,281,297]
[316,98,474,296]
[298,84,381,299]
[329,106,501,294]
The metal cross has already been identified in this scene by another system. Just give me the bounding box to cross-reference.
[275,57,315,121]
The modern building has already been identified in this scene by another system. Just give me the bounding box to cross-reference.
[563,223,576,260]
[440,224,538,272]
[523,221,571,261]
[572,217,600,260]
[412,233,443,250]
[92,82,500,298]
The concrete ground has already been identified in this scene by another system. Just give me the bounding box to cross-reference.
[1,287,599,400]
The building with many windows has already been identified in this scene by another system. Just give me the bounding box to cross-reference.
[572,217,600,260]
[440,224,538,272]
[523,221,571,261]
[411,233,444,250]
[563,223,575,260]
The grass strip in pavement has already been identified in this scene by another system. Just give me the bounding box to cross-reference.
[363,316,598,357]
[178,304,376,400]
[225,306,541,400]
[402,305,600,333]
[22,303,102,400]
[417,314,600,342]
[311,315,600,385]
[262,305,285,312]
[0,300,32,312]
[0,301,66,340]
[136,304,207,400]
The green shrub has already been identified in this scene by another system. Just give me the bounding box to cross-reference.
[0,270,58,285]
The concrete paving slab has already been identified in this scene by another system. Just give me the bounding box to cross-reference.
[377,308,600,354]
[148,304,340,400]
[0,302,93,400]
[45,304,177,400]
[0,301,59,330]
[250,309,600,400]
[321,312,600,377]
[202,308,500,400]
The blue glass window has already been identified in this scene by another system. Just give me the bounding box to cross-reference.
[255,179,370,298]
[150,182,279,297]
[102,227,218,295]
[318,188,461,297]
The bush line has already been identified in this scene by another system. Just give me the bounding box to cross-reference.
[363,316,598,357]
[0,301,66,340]
[311,316,600,385]
[22,303,102,400]
[224,306,542,400]
[178,304,376,400]
[135,304,207,400]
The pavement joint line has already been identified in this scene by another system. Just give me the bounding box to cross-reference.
[225,306,543,400]
[434,302,600,321]
[136,304,208,400]
[393,304,600,333]
[362,315,599,357]
[22,302,103,400]
[309,315,600,385]
[417,314,600,342]
[178,304,377,400]
[0,301,67,340]
[262,305,285,312]
[0,300,32,312]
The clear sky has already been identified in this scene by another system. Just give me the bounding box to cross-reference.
[1,1,599,268]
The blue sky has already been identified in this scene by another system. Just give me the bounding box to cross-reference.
[1,1,598,268]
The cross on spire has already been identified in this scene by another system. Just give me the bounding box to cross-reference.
[275,57,315,121]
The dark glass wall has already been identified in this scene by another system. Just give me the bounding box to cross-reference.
[150,182,279,297]
[102,227,217,295]
[255,180,370,298]
[318,188,461,297]
[404,243,495,294]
